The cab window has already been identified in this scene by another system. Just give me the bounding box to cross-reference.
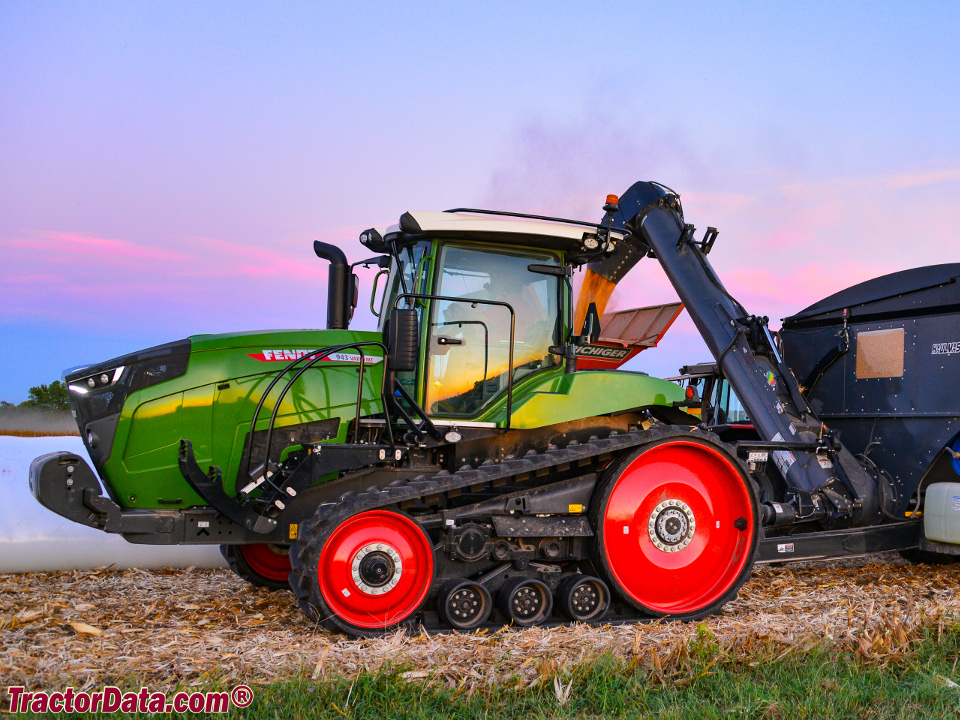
[425,244,561,416]
[377,242,430,330]
[713,378,749,424]
[377,242,430,405]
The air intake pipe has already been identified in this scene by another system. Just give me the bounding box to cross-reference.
[314,241,350,329]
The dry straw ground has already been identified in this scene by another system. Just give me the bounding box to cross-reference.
[2,555,959,700]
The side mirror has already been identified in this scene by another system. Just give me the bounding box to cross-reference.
[388,309,419,372]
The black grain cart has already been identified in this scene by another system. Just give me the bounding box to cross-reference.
[779,264,960,558]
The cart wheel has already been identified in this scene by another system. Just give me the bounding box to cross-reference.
[592,435,759,619]
[220,543,291,592]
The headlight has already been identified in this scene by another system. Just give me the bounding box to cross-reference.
[70,366,125,395]
[65,339,191,424]
[64,339,192,472]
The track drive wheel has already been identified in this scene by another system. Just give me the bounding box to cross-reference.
[220,543,292,592]
[591,432,759,620]
[499,577,553,627]
[290,509,434,637]
[437,580,493,631]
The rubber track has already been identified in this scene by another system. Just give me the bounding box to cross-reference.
[288,426,739,635]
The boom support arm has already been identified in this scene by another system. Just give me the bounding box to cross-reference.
[590,182,880,526]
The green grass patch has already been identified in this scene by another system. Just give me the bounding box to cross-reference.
[14,625,960,719]
[246,633,960,720]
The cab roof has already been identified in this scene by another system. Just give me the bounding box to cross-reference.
[361,209,628,261]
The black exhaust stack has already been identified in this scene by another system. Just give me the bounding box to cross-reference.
[314,241,351,329]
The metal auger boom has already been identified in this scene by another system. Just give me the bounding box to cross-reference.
[582,181,882,527]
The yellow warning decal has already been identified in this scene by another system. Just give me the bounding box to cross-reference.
[568,504,584,513]
[289,523,299,540]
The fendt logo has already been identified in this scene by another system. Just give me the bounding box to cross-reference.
[248,349,383,364]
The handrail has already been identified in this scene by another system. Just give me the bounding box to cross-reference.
[412,253,431,307]
[243,341,389,487]
[369,268,389,318]
[260,342,388,484]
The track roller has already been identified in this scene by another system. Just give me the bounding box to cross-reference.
[220,543,291,592]
[498,577,553,627]
[557,575,609,622]
[436,580,493,631]
[591,435,759,619]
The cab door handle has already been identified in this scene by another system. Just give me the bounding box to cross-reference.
[436,337,463,345]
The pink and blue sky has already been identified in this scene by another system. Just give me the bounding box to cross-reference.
[2,2,959,401]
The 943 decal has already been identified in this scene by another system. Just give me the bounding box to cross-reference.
[248,349,383,364]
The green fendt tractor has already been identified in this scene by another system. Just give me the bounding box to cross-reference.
[31,190,715,636]
[37,181,944,636]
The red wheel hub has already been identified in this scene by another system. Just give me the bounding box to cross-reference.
[600,441,755,614]
[317,510,434,629]
[239,544,291,583]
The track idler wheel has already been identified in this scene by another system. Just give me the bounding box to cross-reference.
[220,543,291,592]
[499,577,553,627]
[557,575,609,622]
[591,434,759,620]
[437,580,493,631]
[291,509,434,636]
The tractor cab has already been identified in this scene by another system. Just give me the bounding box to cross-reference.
[360,210,604,425]
[360,209,682,427]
